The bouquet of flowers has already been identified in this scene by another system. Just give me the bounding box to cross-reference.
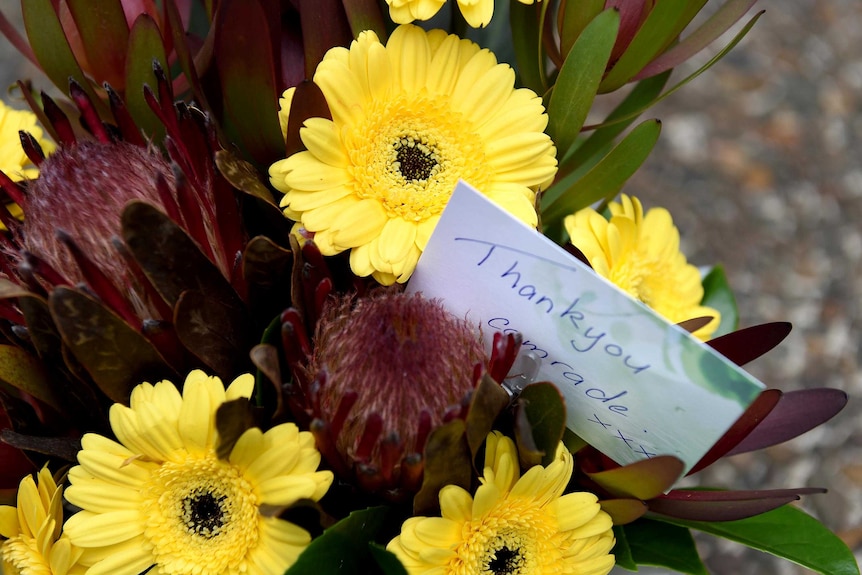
[0,1,857,574]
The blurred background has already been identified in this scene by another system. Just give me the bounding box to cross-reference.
[1,1,860,573]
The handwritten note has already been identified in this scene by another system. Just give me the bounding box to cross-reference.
[407,181,764,472]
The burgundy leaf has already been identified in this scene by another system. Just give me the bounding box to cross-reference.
[648,487,826,521]
[687,389,781,475]
[727,388,848,456]
[707,322,791,366]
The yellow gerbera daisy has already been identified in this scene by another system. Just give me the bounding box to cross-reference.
[62,370,334,575]
[0,467,85,575]
[1,99,55,182]
[387,431,615,575]
[564,194,720,340]
[385,0,540,28]
[269,24,557,285]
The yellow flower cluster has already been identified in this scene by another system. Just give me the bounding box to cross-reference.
[565,195,721,340]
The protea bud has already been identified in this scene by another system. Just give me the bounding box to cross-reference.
[308,291,485,496]
[21,139,171,319]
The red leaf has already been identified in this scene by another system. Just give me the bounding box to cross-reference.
[727,388,848,456]
[648,487,825,521]
[707,322,791,366]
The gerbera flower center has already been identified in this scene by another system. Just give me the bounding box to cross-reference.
[451,498,564,575]
[347,94,489,221]
[393,136,439,181]
[181,489,229,539]
[484,535,527,575]
[141,453,260,574]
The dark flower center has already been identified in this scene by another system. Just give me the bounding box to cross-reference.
[394,137,437,181]
[181,489,228,538]
[487,545,525,574]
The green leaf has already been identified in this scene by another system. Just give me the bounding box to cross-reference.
[509,0,543,93]
[612,525,637,570]
[542,119,661,236]
[634,0,759,81]
[0,345,61,411]
[663,505,861,575]
[514,382,566,467]
[624,518,708,575]
[701,266,739,337]
[558,0,605,59]
[125,14,169,141]
[21,0,101,105]
[368,543,409,575]
[564,70,670,170]
[285,507,396,575]
[580,11,764,135]
[599,0,691,92]
[547,8,619,160]
[66,0,130,89]
[215,0,285,167]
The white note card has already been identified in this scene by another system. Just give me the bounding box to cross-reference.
[407,181,764,473]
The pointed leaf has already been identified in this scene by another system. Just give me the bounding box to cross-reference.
[707,322,791,366]
[623,518,708,575]
[586,455,684,500]
[66,0,130,88]
[414,420,471,515]
[298,0,353,78]
[547,8,620,159]
[368,543,409,575]
[285,80,331,157]
[688,389,781,475]
[565,70,670,169]
[215,150,275,204]
[165,0,209,110]
[121,201,241,309]
[634,0,760,80]
[125,14,169,140]
[600,498,648,525]
[215,397,255,460]
[49,286,174,402]
[600,0,691,92]
[558,0,605,59]
[286,507,393,575]
[174,290,249,381]
[21,0,102,105]
[342,0,388,41]
[727,388,849,456]
[514,382,566,467]
[611,525,637,570]
[661,505,861,575]
[542,119,661,235]
[649,488,825,522]
[465,373,511,464]
[509,0,544,94]
[701,265,739,337]
[215,0,284,167]
[0,430,81,463]
[0,346,62,412]
[242,236,293,286]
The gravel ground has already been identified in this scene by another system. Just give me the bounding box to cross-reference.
[1,1,860,574]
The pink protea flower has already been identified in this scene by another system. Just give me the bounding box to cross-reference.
[308,291,485,495]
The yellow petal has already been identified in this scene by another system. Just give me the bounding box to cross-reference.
[63,510,144,547]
